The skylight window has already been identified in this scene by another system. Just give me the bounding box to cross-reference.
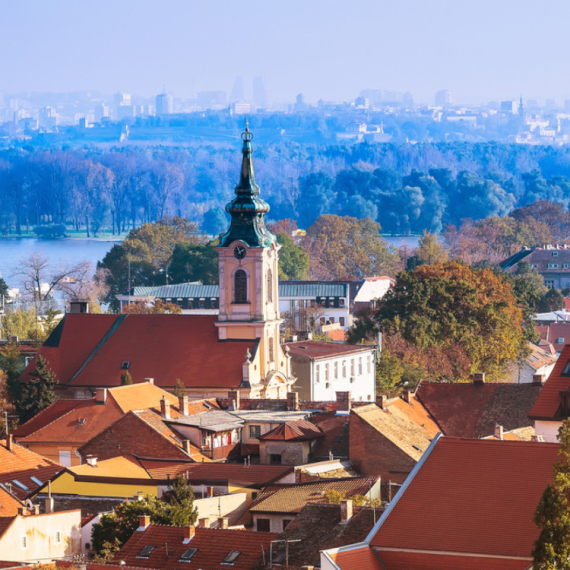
[563,360,570,377]
[180,548,197,562]
[121,361,130,369]
[223,551,241,565]
[412,445,422,452]
[77,418,86,425]
[137,545,155,558]
[204,402,212,409]
[12,480,29,491]
[30,476,43,486]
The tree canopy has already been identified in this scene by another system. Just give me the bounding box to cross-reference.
[19,355,58,422]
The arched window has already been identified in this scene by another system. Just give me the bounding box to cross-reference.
[267,269,273,303]
[234,270,247,304]
[268,337,274,362]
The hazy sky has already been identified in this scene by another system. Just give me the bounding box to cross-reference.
[3,0,570,104]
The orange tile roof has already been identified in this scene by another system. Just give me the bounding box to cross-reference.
[0,438,61,499]
[326,329,348,342]
[18,397,123,445]
[526,341,558,371]
[351,404,435,462]
[416,380,542,438]
[537,323,570,353]
[387,396,441,438]
[370,437,558,559]
[13,400,85,438]
[286,341,374,359]
[258,419,324,441]
[0,488,23,517]
[0,517,16,541]
[107,383,178,414]
[107,525,279,570]
[242,477,379,521]
[374,550,530,570]
[70,456,150,480]
[330,546,384,570]
[531,344,570,419]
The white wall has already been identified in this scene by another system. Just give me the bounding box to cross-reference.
[535,420,561,443]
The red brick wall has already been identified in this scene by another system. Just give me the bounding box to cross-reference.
[78,413,188,461]
[348,411,417,487]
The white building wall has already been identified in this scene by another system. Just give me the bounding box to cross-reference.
[535,420,562,443]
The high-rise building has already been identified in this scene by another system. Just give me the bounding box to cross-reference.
[94,103,109,123]
[39,106,59,128]
[156,92,174,115]
[252,76,268,109]
[435,90,453,107]
[230,76,245,103]
[197,91,227,109]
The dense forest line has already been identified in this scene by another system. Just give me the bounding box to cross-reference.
[2,142,570,237]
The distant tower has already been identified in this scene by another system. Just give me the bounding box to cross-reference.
[230,76,245,103]
[252,77,268,109]
[519,95,524,117]
[435,90,452,108]
[156,91,174,115]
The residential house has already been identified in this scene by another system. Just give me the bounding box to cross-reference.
[415,375,543,438]
[14,382,191,466]
[500,244,570,288]
[257,419,324,465]
[87,520,278,570]
[20,127,297,400]
[530,344,570,442]
[348,399,439,485]
[505,341,557,383]
[0,435,61,500]
[321,437,559,570]
[287,341,376,402]
[350,276,395,313]
[537,321,570,354]
[238,476,381,533]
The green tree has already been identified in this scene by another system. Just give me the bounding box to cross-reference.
[377,261,527,380]
[347,307,379,345]
[202,207,228,236]
[412,231,449,266]
[276,233,309,280]
[537,288,566,314]
[42,309,62,339]
[0,278,9,299]
[173,378,187,398]
[533,419,570,569]
[376,350,404,396]
[92,482,197,555]
[19,355,58,422]
[120,371,133,385]
[0,340,24,403]
[168,242,218,285]
[1,308,40,341]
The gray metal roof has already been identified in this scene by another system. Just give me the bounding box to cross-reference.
[278,283,347,298]
[168,410,243,432]
[154,284,219,299]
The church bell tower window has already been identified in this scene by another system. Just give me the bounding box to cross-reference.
[234,270,247,304]
[267,269,273,303]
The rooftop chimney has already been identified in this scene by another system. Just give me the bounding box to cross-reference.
[86,455,98,467]
[179,395,189,416]
[402,390,413,404]
[138,515,151,530]
[533,374,545,385]
[218,517,229,529]
[160,396,171,419]
[18,507,28,517]
[228,390,240,410]
[473,373,486,385]
[287,391,300,411]
[95,388,107,405]
[44,496,54,514]
[336,391,352,412]
[183,525,196,543]
[379,395,388,410]
[183,440,192,455]
[145,377,154,385]
[198,517,210,528]
[494,425,504,440]
[340,499,353,524]
[5,434,13,451]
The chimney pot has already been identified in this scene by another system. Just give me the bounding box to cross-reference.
[179,395,189,416]
[95,388,107,405]
[86,455,97,467]
[183,525,196,541]
[533,373,545,385]
[228,390,240,410]
[18,507,27,516]
[379,395,388,410]
[160,396,171,419]
[336,391,352,412]
[494,425,504,440]
[183,440,192,455]
[218,517,229,529]
[287,391,299,411]
[44,497,55,514]
[139,515,151,530]
[6,434,13,451]
[198,517,210,528]
[145,377,154,385]
[340,499,353,524]
[473,373,486,385]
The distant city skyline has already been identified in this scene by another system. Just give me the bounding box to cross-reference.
[3,0,570,105]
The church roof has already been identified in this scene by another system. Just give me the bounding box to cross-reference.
[20,314,256,390]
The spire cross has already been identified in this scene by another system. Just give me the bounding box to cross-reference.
[242,118,253,142]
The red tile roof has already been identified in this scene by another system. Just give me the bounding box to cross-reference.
[106,524,279,570]
[20,314,118,385]
[0,518,16,541]
[369,437,558,559]
[531,344,570,420]
[134,458,293,486]
[13,400,85,439]
[330,547,384,570]
[537,323,570,353]
[286,341,374,359]
[22,314,253,390]
[258,419,323,441]
[374,550,530,570]
[0,438,61,499]
[416,380,542,438]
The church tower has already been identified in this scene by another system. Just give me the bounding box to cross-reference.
[216,123,294,398]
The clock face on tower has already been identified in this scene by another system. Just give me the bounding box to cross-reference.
[233,245,247,260]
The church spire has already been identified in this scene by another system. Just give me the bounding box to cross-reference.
[219,121,276,248]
